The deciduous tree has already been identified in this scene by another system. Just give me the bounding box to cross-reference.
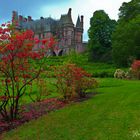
[88,10,116,62]
[112,0,140,66]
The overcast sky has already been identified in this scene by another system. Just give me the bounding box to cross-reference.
[0,0,131,40]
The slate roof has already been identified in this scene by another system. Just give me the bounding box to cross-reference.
[19,17,58,33]
[17,8,82,34]
[60,14,74,26]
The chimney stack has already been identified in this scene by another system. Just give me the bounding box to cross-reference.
[28,16,32,21]
[68,8,72,16]
[24,18,27,22]
[81,15,84,28]
[40,16,44,20]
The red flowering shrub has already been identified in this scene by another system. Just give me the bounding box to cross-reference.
[53,63,98,100]
[131,60,140,79]
[0,22,56,121]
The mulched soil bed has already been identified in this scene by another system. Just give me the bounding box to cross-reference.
[0,92,95,135]
[0,98,66,134]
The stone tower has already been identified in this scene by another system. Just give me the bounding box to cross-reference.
[75,15,84,52]
[59,8,75,54]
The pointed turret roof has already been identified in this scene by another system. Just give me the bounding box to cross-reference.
[60,8,74,26]
[76,16,81,28]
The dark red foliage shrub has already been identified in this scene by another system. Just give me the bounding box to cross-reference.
[131,60,140,79]
[0,22,56,121]
[53,63,98,100]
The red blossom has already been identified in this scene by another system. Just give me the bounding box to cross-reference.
[23,74,31,79]
[42,39,47,45]
[7,44,15,51]
[131,60,140,79]
[0,96,8,101]
[48,37,56,48]
[18,65,26,71]
[26,43,33,48]
[30,52,42,59]
[23,30,34,39]
[34,38,40,44]
[6,79,11,83]
[15,76,19,82]
[40,45,45,49]
[16,52,29,58]
[132,60,140,70]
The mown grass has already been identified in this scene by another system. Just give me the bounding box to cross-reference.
[2,78,140,140]
[20,78,59,104]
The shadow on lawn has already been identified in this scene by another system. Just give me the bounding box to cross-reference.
[98,84,123,88]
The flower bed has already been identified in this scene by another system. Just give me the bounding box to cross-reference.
[0,98,66,134]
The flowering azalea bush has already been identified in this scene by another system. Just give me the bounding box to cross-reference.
[53,63,98,100]
[131,60,140,79]
[0,22,56,121]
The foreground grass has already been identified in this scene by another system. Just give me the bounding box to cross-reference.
[2,78,140,140]
[20,78,59,104]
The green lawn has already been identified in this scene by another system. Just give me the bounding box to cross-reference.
[20,78,59,104]
[2,78,140,140]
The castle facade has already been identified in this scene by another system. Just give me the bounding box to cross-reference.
[12,8,84,55]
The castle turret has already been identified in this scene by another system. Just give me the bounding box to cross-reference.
[76,15,84,31]
[74,15,84,52]
[76,16,81,28]
[60,8,74,27]
[60,8,75,48]
[75,15,84,43]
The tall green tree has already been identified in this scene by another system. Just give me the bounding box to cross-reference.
[119,0,140,21]
[112,0,140,66]
[88,10,116,62]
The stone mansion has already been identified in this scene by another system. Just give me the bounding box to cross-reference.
[12,8,85,55]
